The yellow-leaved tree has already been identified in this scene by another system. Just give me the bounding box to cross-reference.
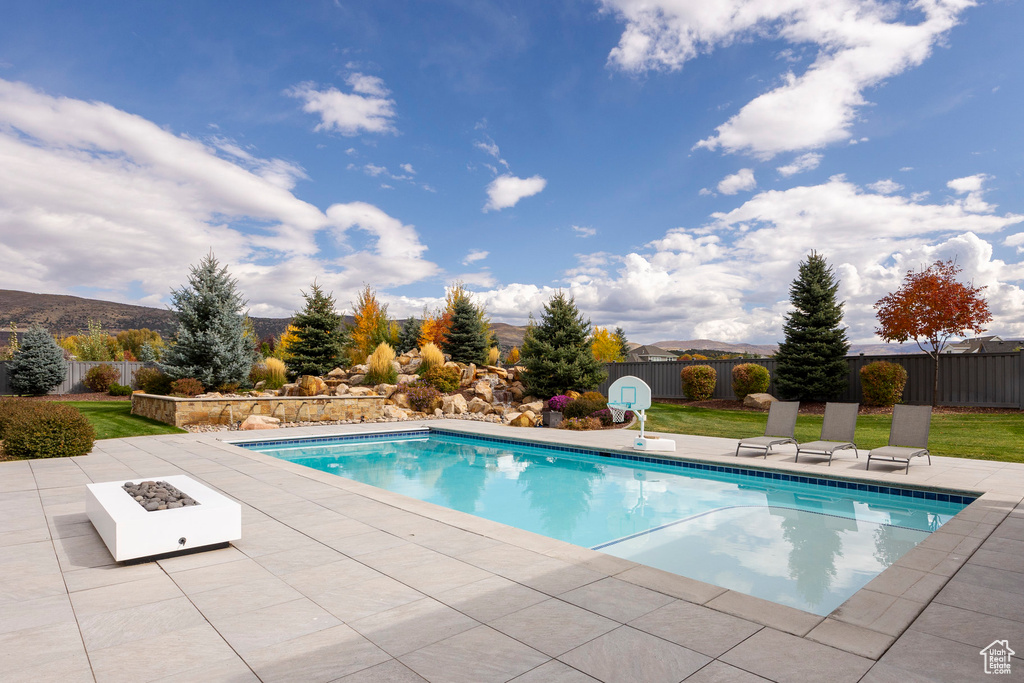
[591,327,624,362]
[348,285,393,365]
[274,324,300,360]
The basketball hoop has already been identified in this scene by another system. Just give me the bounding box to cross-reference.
[608,403,629,423]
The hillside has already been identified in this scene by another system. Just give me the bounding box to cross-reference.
[652,338,921,356]
[0,289,529,348]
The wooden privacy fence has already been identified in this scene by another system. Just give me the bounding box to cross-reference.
[598,351,1024,409]
[0,361,144,395]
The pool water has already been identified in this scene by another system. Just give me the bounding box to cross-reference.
[242,429,971,615]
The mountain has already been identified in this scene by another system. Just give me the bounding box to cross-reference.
[0,289,530,349]
[652,338,921,356]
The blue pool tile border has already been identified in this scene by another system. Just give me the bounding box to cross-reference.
[232,427,977,507]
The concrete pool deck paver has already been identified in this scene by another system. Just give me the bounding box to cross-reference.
[0,422,1019,682]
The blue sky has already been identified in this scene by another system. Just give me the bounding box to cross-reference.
[1,0,1022,344]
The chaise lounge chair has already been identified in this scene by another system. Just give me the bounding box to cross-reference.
[735,401,799,458]
[794,402,859,466]
[866,404,932,474]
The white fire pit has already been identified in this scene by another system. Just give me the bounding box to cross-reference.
[86,475,242,562]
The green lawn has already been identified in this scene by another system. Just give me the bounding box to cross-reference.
[61,401,186,440]
[638,402,1024,463]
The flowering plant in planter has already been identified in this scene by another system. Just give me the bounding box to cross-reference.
[546,394,572,412]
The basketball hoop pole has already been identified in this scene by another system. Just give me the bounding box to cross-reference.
[638,409,646,439]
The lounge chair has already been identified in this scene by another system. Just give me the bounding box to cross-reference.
[794,402,859,466]
[866,405,932,474]
[735,401,799,458]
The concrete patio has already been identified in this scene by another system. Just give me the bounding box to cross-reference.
[2,420,1023,682]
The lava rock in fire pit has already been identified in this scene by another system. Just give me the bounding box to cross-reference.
[122,480,200,511]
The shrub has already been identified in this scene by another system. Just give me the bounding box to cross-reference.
[487,347,500,365]
[365,343,398,385]
[860,361,908,407]
[216,382,240,394]
[170,377,204,397]
[560,416,602,431]
[581,391,608,408]
[0,398,38,440]
[419,343,444,372]
[403,381,443,413]
[562,398,605,420]
[422,365,461,393]
[547,394,572,412]
[133,366,172,395]
[732,363,770,400]
[680,364,717,401]
[84,363,121,392]
[108,383,133,396]
[2,403,95,459]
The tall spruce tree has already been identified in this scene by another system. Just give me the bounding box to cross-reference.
[441,294,489,365]
[285,282,345,376]
[521,293,607,397]
[396,317,422,354]
[9,324,67,395]
[162,253,255,389]
[775,252,850,401]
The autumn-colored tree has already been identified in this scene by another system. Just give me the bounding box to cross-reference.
[875,259,992,406]
[274,324,300,360]
[591,327,624,362]
[505,346,520,365]
[347,285,393,364]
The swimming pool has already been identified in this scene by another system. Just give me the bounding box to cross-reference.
[239,428,973,615]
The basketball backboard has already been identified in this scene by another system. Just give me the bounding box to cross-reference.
[607,375,652,411]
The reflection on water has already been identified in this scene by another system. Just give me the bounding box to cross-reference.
[257,433,966,616]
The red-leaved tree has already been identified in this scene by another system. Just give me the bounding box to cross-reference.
[874,260,992,406]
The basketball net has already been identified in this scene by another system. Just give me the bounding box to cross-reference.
[608,404,628,423]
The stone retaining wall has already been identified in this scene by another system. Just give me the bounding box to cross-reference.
[131,393,390,428]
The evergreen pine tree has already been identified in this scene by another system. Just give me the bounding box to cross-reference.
[138,342,158,363]
[161,253,255,389]
[8,324,67,395]
[614,327,630,359]
[441,295,489,365]
[285,282,345,376]
[521,293,607,397]
[396,318,422,354]
[775,252,851,401]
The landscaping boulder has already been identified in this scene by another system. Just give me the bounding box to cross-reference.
[240,415,280,431]
[396,374,419,385]
[392,392,412,410]
[335,384,349,396]
[509,412,535,427]
[467,397,490,414]
[474,380,493,403]
[348,374,366,385]
[383,405,409,420]
[508,382,525,401]
[375,383,398,398]
[521,400,544,414]
[744,393,777,410]
[296,375,328,396]
[460,363,476,386]
[327,367,346,378]
[347,386,377,396]
[442,394,469,415]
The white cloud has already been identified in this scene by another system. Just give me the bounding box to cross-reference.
[572,225,597,238]
[777,152,822,177]
[462,249,489,265]
[400,163,415,174]
[474,136,510,170]
[345,72,389,97]
[717,168,756,195]
[437,174,1024,343]
[363,163,387,177]
[698,187,714,196]
[602,0,973,158]
[948,173,995,213]
[867,179,903,194]
[910,191,931,202]
[483,174,547,212]
[287,76,396,136]
[0,78,438,315]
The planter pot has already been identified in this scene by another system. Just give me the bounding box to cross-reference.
[542,410,563,428]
